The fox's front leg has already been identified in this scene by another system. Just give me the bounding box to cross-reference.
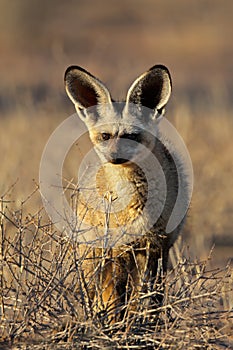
[93,248,139,322]
[93,254,124,322]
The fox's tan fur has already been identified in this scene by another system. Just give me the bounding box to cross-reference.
[64,65,190,320]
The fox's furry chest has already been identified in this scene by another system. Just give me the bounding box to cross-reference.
[77,159,168,245]
[96,163,148,219]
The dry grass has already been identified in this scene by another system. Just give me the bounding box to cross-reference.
[0,189,232,349]
[0,91,233,349]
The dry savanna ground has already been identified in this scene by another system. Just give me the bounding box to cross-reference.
[0,0,233,348]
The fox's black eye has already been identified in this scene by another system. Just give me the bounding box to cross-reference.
[101,133,111,141]
[121,133,141,142]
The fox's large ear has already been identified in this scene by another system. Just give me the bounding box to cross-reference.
[126,65,172,113]
[64,66,113,109]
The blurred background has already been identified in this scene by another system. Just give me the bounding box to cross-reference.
[0,0,232,267]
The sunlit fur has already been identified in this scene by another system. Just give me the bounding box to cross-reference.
[64,65,190,321]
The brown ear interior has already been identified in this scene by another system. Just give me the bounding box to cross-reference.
[68,76,98,108]
[65,66,112,109]
[127,65,172,111]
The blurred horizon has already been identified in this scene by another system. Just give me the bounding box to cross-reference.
[0,0,232,111]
